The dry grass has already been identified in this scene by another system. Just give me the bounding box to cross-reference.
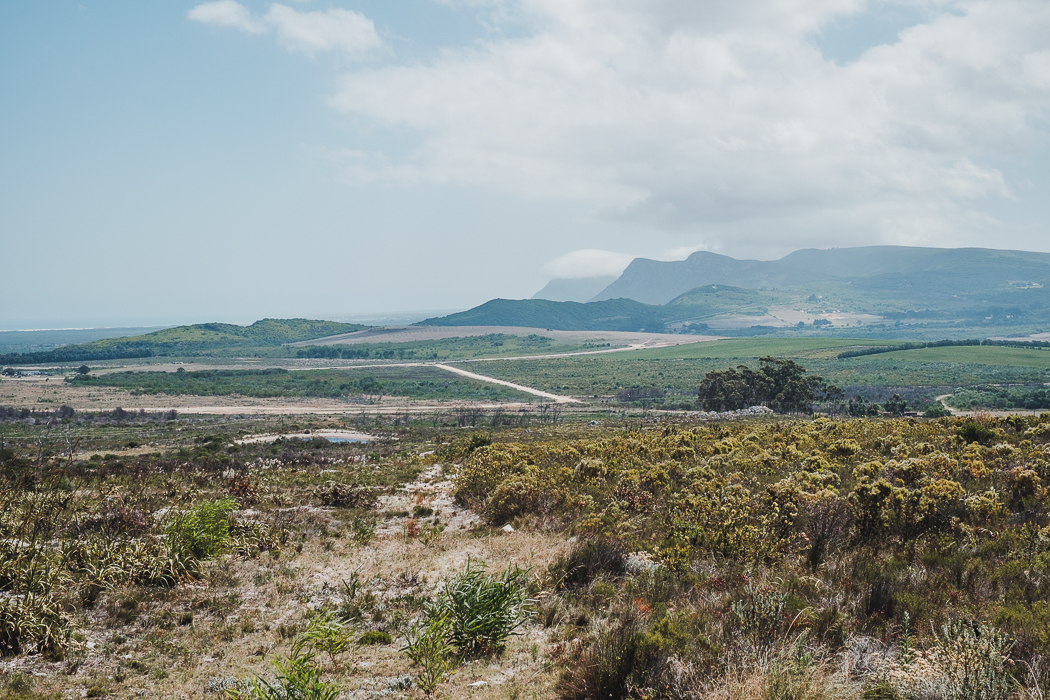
[0,459,566,700]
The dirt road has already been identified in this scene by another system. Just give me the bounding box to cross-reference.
[432,363,578,403]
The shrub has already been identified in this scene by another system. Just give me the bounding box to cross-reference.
[0,591,73,659]
[232,655,341,700]
[357,630,392,645]
[435,562,533,657]
[483,476,542,525]
[555,613,665,700]
[165,497,238,561]
[402,610,458,696]
[958,421,997,446]
[313,482,378,509]
[879,619,1014,700]
[453,444,527,508]
[349,515,377,544]
[467,432,493,452]
[550,538,626,590]
[292,612,354,667]
[924,403,952,418]
[731,584,790,649]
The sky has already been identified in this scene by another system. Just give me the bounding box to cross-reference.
[3,0,1050,329]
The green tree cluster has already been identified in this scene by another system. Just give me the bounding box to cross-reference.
[696,357,841,413]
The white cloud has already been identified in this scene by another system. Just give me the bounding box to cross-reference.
[187,0,265,34]
[328,0,1050,252]
[187,2,380,57]
[264,5,381,56]
[541,249,635,279]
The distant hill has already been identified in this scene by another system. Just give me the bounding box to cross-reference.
[418,298,683,332]
[591,246,1050,305]
[532,276,618,303]
[0,318,369,365]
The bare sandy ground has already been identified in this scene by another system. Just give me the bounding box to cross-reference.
[293,325,721,347]
[235,430,376,444]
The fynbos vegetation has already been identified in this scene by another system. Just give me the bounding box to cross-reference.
[3,406,1050,698]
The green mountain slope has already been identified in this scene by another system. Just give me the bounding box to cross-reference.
[0,319,368,365]
[418,298,685,332]
[668,284,785,315]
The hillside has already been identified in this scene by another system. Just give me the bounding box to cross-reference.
[0,318,369,365]
[668,284,785,314]
[418,298,684,332]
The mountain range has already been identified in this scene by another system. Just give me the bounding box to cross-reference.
[427,246,1050,336]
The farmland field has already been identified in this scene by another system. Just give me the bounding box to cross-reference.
[66,365,540,403]
[471,338,1050,397]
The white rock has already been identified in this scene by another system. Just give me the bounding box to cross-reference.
[501,524,515,533]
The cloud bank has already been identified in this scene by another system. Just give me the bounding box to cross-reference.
[541,249,636,279]
[188,1,381,57]
[326,0,1050,252]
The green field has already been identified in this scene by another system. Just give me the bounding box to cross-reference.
[467,337,1050,397]
[71,365,538,402]
[862,344,1050,367]
[294,333,621,362]
[49,335,1050,409]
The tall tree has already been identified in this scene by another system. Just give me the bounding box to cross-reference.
[697,357,840,414]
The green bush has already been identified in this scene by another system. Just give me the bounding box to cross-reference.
[483,476,542,525]
[957,421,997,445]
[165,497,239,561]
[924,403,952,418]
[435,562,534,657]
[357,630,392,645]
[232,656,341,700]
[402,610,458,696]
[292,612,354,667]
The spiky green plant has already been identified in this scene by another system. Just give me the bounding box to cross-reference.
[165,497,238,561]
[435,561,534,657]
[228,655,341,700]
[291,612,355,668]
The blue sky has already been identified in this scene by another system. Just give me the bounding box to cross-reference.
[3,1,1050,329]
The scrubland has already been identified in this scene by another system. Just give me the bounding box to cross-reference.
[2,411,1050,699]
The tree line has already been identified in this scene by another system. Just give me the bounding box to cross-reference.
[837,337,1050,359]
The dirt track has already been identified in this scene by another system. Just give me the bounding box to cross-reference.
[433,363,578,403]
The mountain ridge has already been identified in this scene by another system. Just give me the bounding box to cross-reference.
[590,246,1050,304]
